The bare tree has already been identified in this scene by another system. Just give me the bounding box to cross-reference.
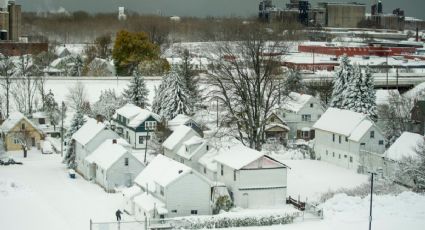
[11,129,31,158]
[208,25,288,150]
[66,81,88,112]
[15,54,38,115]
[0,54,15,117]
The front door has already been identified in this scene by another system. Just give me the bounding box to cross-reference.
[31,137,35,147]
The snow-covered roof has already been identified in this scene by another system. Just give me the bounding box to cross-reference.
[198,148,220,172]
[134,155,191,190]
[282,92,313,113]
[115,104,144,119]
[265,123,290,131]
[167,114,198,131]
[0,112,41,134]
[386,132,424,161]
[128,109,160,128]
[72,118,107,145]
[121,185,142,198]
[85,138,131,170]
[214,144,264,170]
[176,136,208,160]
[313,108,373,140]
[32,112,47,119]
[133,193,168,214]
[184,136,204,146]
[162,125,199,150]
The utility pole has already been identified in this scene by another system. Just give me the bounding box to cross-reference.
[369,172,377,230]
[386,54,389,90]
[144,128,149,164]
[60,101,65,157]
[216,97,219,127]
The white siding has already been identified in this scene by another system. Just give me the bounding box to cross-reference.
[165,173,211,217]
[104,154,145,191]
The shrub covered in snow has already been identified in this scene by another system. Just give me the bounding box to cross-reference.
[319,179,407,203]
[178,213,298,229]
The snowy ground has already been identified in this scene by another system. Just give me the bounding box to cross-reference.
[0,150,134,230]
[1,150,424,230]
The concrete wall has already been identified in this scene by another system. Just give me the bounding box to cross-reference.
[326,4,366,28]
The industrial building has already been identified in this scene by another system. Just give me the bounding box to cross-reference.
[368,0,405,30]
[0,0,21,41]
[320,2,366,28]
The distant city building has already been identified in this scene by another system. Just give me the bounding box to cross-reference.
[0,0,21,41]
[118,6,127,21]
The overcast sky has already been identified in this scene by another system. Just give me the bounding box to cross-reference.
[20,0,424,19]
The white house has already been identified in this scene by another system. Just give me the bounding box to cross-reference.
[31,112,61,138]
[133,155,212,219]
[85,138,145,192]
[313,108,386,172]
[72,118,119,177]
[162,125,201,163]
[167,114,203,136]
[276,92,325,141]
[214,144,288,208]
[112,104,161,149]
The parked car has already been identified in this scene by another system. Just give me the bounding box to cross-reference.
[42,141,53,154]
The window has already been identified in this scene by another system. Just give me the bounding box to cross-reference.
[332,134,335,142]
[344,155,347,158]
[21,123,26,130]
[171,210,177,213]
[206,145,209,151]
[38,118,46,125]
[233,170,237,181]
[326,150,328,155]
[220,164,224,176]
[159,214,165,219]
[139,136,144,144]
[350,156,353,163]
[310,103,313,108]
[145,121,157,131]
[203,167,206,174]
[379,140,384,145]
[270,117,275,122]
[13,138,20,144]
[370,131,375,138]
[191,210,198,215]
[302,131,309,138]
[301,114,311,121]
[338,154,341,159]
[124,157,129,166]
[345,137,348,142]
[338,135,341,144]
[160,186,164,196]
[332,152,335,157]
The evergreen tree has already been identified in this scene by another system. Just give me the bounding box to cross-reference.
[330,55,353,109]
[70,55,84,77]
[152,68,193,120]
[341,65,377,119]
[122,70,149,108]
[177,49,201,107]
[43,90,61,130]
[284,69,307,94]
[63,110,86,168]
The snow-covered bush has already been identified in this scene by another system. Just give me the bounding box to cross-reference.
[213,196,233,214]
[179,213,297,229]
[319,179,407,203]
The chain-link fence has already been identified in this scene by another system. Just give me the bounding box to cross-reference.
[90,218,187,230]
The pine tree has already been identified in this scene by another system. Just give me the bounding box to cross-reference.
[43,89,61,130]
[152,68,193,120]
[284,69,306,94]
[177,49,201,107]
[63,110,86,168]
[122,70,149,108]
[330,55,353,109]
[341,65,377,119]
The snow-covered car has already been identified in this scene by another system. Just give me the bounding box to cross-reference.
[42,141,53,154]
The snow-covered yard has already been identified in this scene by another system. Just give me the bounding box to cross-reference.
[0,150,134,230]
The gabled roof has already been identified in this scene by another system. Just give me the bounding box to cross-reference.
[162,125,200,150]
[85,138,132,170]
[115,104,143,119]
[386,132,423,161]
[214,144,264,170]
[134,155,192,191]
[133,193,168,214]
[0,112,42,134]
[313,108,373,141]
[128,109,161,128]
[168,114,198,131]
[176,136,208,160]
[281,92,313,113]
[72,118,107,145]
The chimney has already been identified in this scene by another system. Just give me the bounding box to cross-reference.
[178,170,183,174]
[96,114,104,123]
[112,139,117,144]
